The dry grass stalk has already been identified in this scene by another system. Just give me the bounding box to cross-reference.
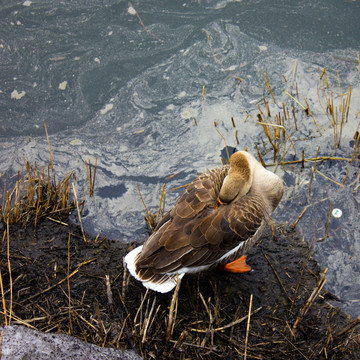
[134,288,149,330]
[256,97,299,162]
[266,155,351,167]
[166,274,181,340]
[292,206,309,228]
[67,233,73,333]
[4,220,13,325]
[301,150,305,168]
[137,183,158,232]
[335,315,360,338]
[289,61,298,95]
[290,262,306,314]
[105,275,113,307]
[244,294,253,360]
[292,105,298,130]
[0,233,7,325]
[315,169,346,188]
[121,257,130,299]
[43,121,54,174]
[141,297,158,343]
[325,202,332,239]
[24,258,95,303]
[308,146,320,197]
[257,119,296,161]
[284,90,307,110]
[155,184,166,225]
[255,144,266,167]
[85,157,97,197]
[293,268,328,329]
[302,96,322,135]
[216,128,230,163]
[202,306,263,333]
[319,66,329,88]
[199,292,215,346]
[71,183,87,243]
[262,251,292,303]
[261,71,276,103]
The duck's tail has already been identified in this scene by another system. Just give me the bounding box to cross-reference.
[124,246,184,293]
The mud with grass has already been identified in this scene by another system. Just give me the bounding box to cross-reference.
[1,164,359,359]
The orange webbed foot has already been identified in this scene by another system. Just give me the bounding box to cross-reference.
[218,255,251,273]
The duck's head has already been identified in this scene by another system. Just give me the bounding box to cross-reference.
[218,150,283,209]
[218,151,254,203]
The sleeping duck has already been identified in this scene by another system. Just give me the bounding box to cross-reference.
[125,151,283,293]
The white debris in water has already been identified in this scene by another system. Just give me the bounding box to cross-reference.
[69,139,83,146]
[100,103,114,115]
[258,45,267,52]
[181,108,197,119]
[11,90,26,100]
[128,6,136,15]
[108,31,113,36]
[94,57,101,64]
[23,1,32,6]
[32,82,37,88]
[332,208,342,218]
[182,48,190,56]
[177,91,187,98]
[58,81,67,90]
[226,65,237,71]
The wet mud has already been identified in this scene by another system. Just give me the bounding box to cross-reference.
[1,217,359,359]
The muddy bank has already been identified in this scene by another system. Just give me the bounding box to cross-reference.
[1,217,359,359]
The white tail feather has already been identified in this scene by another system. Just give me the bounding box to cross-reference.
[124,245,184,293]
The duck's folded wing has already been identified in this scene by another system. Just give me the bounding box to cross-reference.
[182,192,266,267]
[137,193,266,276]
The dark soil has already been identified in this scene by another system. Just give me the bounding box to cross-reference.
[1,219,359,359]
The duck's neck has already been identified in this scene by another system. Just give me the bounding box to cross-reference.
[251,166,283,211]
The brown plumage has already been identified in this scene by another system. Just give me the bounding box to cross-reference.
[125,151,283,293]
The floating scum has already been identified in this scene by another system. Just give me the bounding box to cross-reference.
[125,150,283,293]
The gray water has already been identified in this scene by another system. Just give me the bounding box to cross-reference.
[0,0,359,318]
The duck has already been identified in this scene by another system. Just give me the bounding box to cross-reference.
[125,150,283,293]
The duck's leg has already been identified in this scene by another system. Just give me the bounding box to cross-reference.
[218,255,251,273]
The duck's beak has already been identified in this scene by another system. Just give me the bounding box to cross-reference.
[216,197,227,208]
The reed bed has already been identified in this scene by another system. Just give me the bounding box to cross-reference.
[0,161,76,228]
